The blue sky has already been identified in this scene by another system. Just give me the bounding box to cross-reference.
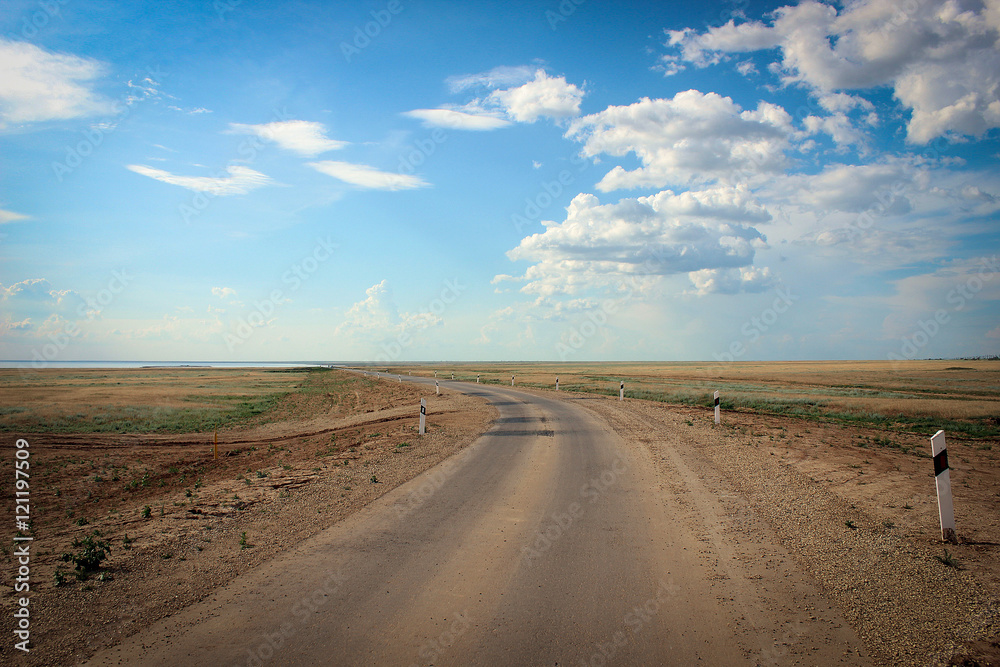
[1,0,999,363]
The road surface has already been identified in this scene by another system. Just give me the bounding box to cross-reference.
[87,377,867,666]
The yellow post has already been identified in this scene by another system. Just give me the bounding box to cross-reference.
[214,428,218,460]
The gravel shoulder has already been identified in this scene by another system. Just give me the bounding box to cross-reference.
[562,391,1000,666]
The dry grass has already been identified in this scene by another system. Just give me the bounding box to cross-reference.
[372,360,1000,437]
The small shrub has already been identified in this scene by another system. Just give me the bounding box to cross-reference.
[935,549,961,569]
[845,520,857,530]
[141,505,151,518]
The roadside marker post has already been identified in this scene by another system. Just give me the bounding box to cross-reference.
[477,374,480,383]
[511,375,515,386]
[398,375,401,383]
[619,381,624,401]
[930,430,957,543]
[714,391,720,424]
[556,377,559,391]
[419,399,426,435]
[452,373,454,380]
[436,380,440,395]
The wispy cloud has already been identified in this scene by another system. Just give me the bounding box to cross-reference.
[126,164,273,195]
[309,161,428,191]
[403,108,510,130]
[227,120,347,156]
[0,38,114,127]
[0,208,29,224]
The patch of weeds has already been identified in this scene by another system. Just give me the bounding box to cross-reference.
[62,530,111,576]
[53,569,69,587]
[255,469,268,479]
[845,520,857,530]
[141,505,151,518]
[75,517,88,526]
[370,474,379,484]
[935,549,961,569]
[239,532,251,549]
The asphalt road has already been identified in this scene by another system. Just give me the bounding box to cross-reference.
[86,377,860,666]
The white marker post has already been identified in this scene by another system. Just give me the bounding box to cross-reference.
[619,381,624,402]
[398,375,401,383]
[452,373,454,380]
[556,377,559,391]
[930,430,957,543]
[511,375,515,386]
[434,371,437,378]
[714,391,720,425]
[419,398,426,435]
[476,374,480,383]
[435,380,440,395]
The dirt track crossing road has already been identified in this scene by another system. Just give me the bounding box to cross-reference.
[86,377,868,666]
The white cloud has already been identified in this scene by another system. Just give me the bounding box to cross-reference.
[0,209,29,224]
[126,164,273,195]
[567,90,794,190]
[211,287,238,299]
[446,65,538,93]
[335,280,441,340]
[503,186,772,296]
[227,120,347,156]
[488,69,583,123]
[402,108,511,130]
[668,0,1000,143]
[309,161,428,191]
[1,278,53,301]
[0,38,114,127]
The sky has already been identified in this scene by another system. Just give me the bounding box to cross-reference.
[1,0,999,364]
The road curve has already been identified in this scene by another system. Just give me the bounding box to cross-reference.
[86,377,851,666]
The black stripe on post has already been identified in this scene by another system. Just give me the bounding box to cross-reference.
[714,395,720,407]
[933,450,949,476]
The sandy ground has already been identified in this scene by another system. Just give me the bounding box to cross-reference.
[0,371,494,665]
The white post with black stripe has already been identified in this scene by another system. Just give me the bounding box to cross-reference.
[511,375,515,386]
[398,375,401,383]
[556,377,559,391]
[476,374,480,383]
[435,380,440,395]
[419,398,426,435]
[619,381,624,402]
[714,390,720,424]
[452,373,454,380]
[930,430,957,543]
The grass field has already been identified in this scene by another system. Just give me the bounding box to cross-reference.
[375,360,1000,439]
[0,367,311,433]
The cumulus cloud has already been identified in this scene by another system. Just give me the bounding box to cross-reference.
[488,69,583,123]
[503,185,772,296]
[402,108,511,130]
[335,280,441,339]
[566,90,794,190]
[308,161,428,190]
[419,67,584,130]
[1,278,56,301]
[0,38,114,127]
[667,0,1000,143]
[211,287,238,299]
[126,164,273,195]
[227,120,347,156]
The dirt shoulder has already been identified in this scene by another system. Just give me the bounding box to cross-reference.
[0,371,495,665]
[561,390,1000,666]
